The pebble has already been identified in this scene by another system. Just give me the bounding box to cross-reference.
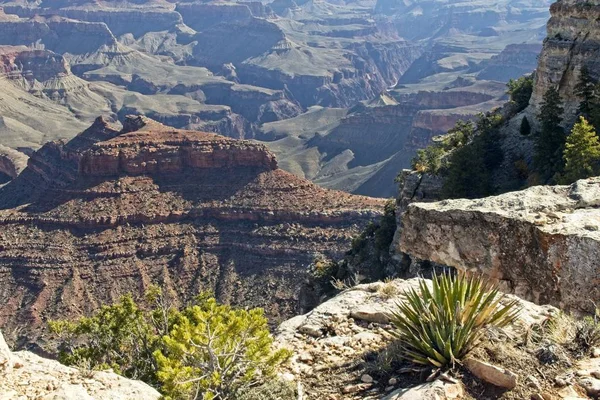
[388,377,398,386]
[361,374,373,384]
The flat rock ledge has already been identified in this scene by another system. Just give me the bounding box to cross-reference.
[398,177,600,313]
[0,329,160,399]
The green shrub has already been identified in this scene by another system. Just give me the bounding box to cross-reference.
[390,272,520,368]
[507,75,534,112]
[575,308,600,351]
[49,292,164,385]
[154,298,291,400]
[50,288,290,399]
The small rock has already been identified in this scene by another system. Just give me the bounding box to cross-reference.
[388,377,398,386]
[592,347,600,358]
[342,383,370,394]
[299,324,323,338]
[579,377,600,397]
[527,375,542,390]
[555,377,568,387]
[464,358,517,389]
[361,374,374,383]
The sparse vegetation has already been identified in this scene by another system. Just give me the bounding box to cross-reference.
[574,307,600,352]
[390,272,520,368]
[50,286,290,399]
[507,75,534,112]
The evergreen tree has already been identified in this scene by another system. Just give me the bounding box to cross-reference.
[575,66,596,117]
[536,87,566,182]
[561,116,600,184]
[589,81,600,131]
[520,116,531,136]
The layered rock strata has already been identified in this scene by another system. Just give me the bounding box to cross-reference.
[0,115,384,344]
[529,0,600,125]
[398,178,600,313]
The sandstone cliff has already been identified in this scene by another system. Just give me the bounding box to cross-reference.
[0,115,384,345]
[398,178,600,314]
[0,328,160,399]
[529,0,600,125]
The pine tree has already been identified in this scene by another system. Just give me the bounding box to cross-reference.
[520,116,531,136]
[536,87,566,182]
[575,66,596,117]
[561,116,600,184]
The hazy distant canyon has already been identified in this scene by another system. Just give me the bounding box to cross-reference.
[0,0,552,196]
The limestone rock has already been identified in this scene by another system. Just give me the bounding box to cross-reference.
[398,178,600,313]
[463,358,518,389]
[382,380,464,400]
[0,330,159,399]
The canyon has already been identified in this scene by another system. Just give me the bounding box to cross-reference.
[0,115,384,346]
[0,0,551,196]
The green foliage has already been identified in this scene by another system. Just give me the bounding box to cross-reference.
[507,75,534,112]
[390,272,521,368]
[535,87,566,183]
[412,145,445,174]
[409,121,475,175]
[576,66,596,118]
[560,116,600,184]
[49,291,165,385]
[50,287,289,399]
[574,308,600,351]
[441,113,503,199]
[520,116,531,136]
[154,298,291,400]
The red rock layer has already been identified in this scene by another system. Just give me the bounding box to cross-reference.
[0,116,384,345]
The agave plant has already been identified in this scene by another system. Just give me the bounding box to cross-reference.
[390,272,521,368]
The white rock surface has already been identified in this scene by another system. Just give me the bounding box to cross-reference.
[0,331,160,399]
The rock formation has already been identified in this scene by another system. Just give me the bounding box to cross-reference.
[529,0,600,125]
[398,177,600,314]
[0,115,384,345]
[0,328,160,399]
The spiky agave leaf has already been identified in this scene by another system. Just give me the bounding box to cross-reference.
[390,271,521,368]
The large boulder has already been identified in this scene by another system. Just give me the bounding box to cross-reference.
[398,178,600,313]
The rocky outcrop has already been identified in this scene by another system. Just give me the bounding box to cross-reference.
[0,144,27,183]
[0,328,160,399]
[0,11,116,54]
[529,0,600,125]
[398,177,600,313]
[0,116,384,345]
[477,43,542,82]
[2,5,181,38]
[275,278,557,399]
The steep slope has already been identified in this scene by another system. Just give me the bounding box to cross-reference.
[0,115,384,345]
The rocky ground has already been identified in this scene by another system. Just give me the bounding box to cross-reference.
[0,329,159,399]
[275,278,600,399]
